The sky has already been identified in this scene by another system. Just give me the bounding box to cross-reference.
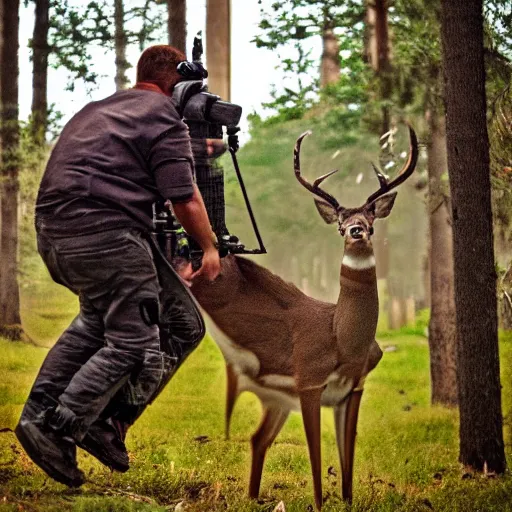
[18,0,321,143]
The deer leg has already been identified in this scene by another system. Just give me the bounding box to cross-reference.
[334,389,363,504]
[225,363,239,440]
[249,405,289,499]
[299,388,324,511]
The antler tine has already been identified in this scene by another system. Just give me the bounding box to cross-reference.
[366,124,419,204]
[294,131,340,209]
[313,169,339,187]
[371,163,389,188]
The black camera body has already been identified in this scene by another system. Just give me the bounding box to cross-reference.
[154,38,265,259]
[172,80,242,139]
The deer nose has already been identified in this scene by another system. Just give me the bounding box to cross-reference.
[349,226,364,239]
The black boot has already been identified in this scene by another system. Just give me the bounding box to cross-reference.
[77,419,129,472]
[15,420,85,487]
[15,397,85,487]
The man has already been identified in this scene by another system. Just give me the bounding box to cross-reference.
[15,45,220,487]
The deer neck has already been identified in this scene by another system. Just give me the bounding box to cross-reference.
[333,243,379,364]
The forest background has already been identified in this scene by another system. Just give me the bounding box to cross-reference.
[0,0,511,510]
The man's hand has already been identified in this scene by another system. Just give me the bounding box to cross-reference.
[191,247,221,281]
[174,259,194,287]
[172,184,221,283]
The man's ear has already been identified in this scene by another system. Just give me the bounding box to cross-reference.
[371,192,398,219]
[314,199,338,224]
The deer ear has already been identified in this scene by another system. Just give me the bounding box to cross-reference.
[314,199,338,224]
[371,192,398,219]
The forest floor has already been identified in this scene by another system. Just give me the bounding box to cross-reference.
[1,277,512,511]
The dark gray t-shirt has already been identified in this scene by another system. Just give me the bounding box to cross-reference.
[36,88,195,236]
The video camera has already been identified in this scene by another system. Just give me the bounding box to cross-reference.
[172,34,242,140]
[153,33,266,263]
[172,80,242,140]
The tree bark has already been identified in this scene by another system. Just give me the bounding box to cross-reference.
[114,0,129,91]
[0,0,22,337]
[31,0,49,145]
[427,112,457,406]
[366,0,392,134]
[319,15,339,88]
[0,0,3,273]
[441,0,506,473]
[167,0,186,54]
[206,0,230,100]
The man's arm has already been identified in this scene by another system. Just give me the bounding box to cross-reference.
[171,184,221,281]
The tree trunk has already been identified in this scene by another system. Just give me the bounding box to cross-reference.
[366,0,392,134]
[427,112,457,406]
[0,0,3,280]
[30,0,49,145]
[441,0,506,473]
[114,0,129,91]
[206,0,230,100]
[319,16,339,88]
[366,0,398,325]
[0,0,22,338]
[0,0,3,116]
[167,0,186,54]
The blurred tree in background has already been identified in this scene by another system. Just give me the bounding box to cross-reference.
[254,0,365,119]
[31,0,167,140]
[0,0,22,340]
[167,0,186,52]
[31,0,49,145]
[207,0,231,100]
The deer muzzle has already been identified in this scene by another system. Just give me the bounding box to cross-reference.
[348,226,364,239]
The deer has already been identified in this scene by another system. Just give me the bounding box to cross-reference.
[190,125,418,510]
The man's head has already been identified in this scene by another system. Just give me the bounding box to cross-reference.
[136,45,187,96]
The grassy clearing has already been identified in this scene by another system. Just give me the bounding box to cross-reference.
[1,283,512,510]
[20,264,78,348]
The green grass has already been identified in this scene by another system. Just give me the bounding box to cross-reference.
[20,261,78,348]
[1,283,512,510]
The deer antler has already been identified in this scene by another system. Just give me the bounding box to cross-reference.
[366,125,419,205]
[294,131,341,210]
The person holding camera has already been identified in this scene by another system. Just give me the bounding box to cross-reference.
[15,45,220,487]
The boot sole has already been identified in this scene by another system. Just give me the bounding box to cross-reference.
[15,424,85,487]
[77,439,129,473]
